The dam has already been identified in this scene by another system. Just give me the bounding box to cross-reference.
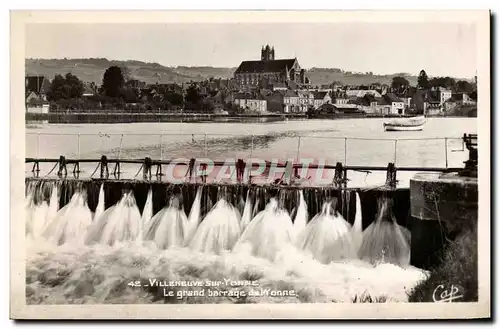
[24,124,478,303]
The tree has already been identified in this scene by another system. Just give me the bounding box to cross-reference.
[102,66,125,98]
[391,76,410,93]
[456,80,474,94]
[363,93,376,104]
[417,70,429,89]
[164,91,184,106]
[47,73,84,101]
[122,88,139,103]
[119,65,132,82]
[429,76,456,90]
[47,74,67,101]
[202,99,215,113]
[64,73,84,98]
[185,84,201,105]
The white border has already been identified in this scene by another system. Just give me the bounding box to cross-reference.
[6,6,494,323]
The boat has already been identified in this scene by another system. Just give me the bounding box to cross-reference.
[383,116,426,131]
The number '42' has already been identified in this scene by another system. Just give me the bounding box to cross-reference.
[128,280,141,287]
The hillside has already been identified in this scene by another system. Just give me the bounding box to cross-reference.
[26,58,435,87]
[306,68,418,86]
[25,58,236,85]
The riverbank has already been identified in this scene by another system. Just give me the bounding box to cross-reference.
[26,112,309,124]
[25,112,473,125]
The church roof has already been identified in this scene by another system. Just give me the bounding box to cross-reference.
[235,59,297,74]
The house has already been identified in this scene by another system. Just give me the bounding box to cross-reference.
[436,87,453,104]
[264,89,300,113]
[345,89,382,98]
[25,93,49,114]
[352,95,392,115]
[411,90,443,115]
[312,91,332,109]
[125,79,147,90]
[383,93,405,115]
[265,91,285,112]
[332,91,350,105]
[398,96,412,109]
[315,103,364,116]
[82,82,98,98]
[296,90,315,112]
[282,89,300,113]
[209,90,233,106]
[449,92,477,105]
[442,92,478,112]
[272,82,288,91]
[25,75,52,101]
[233,93,267,113]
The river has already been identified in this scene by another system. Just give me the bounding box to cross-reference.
[24,117,477,304]
[25,117,476,187]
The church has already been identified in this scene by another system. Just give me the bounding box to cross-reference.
[234,45,309,87]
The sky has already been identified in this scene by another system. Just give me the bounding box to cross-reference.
[25,22,477,78]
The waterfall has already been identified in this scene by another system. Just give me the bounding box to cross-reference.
[43,190,93,246]
[293,190,308,242]
[351,192,364,253]
[84,192,142,246]
[141,188,154,238]
[240,190,253,231]
[296,200,357,264]
[185,186,203,245]
[233,198,295,262]
[358,196,411,267]
[189,198,241,254]
[30,201,49,239]
[144,196,188,249]
[94,183,105,221]
[25,180,429,304]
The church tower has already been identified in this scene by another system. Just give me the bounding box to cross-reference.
[261,45,275,60]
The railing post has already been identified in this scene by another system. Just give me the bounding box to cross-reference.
[36,132,40,159]
[296,136,301,161]
[344,137,347,165]
[394,139,398,165]
[157,134,164,178]
[187,158,196,182]
[204,133,208,157]
[113,162,121,179]
[444,137,448,168]
[333,162,345,188]
[77,133,81,159]
[250,134,254,159]
[247,159,253,184]
[385,162,397,188]
[236,159,245,183]
[57,155,67,178]
[143,157,152,180]
[118,134,124,160]
[200,163,207,184]
[100,155,109,179]
[159,134,163,161]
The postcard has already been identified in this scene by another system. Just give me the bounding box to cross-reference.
[10,10,490,319]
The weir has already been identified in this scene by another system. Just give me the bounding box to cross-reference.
[25,178,411,232]
[24,133,478,271]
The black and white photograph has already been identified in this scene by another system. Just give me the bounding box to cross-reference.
[10,10,490,319]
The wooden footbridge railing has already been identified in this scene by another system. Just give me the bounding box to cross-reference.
[25,133,476,188]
